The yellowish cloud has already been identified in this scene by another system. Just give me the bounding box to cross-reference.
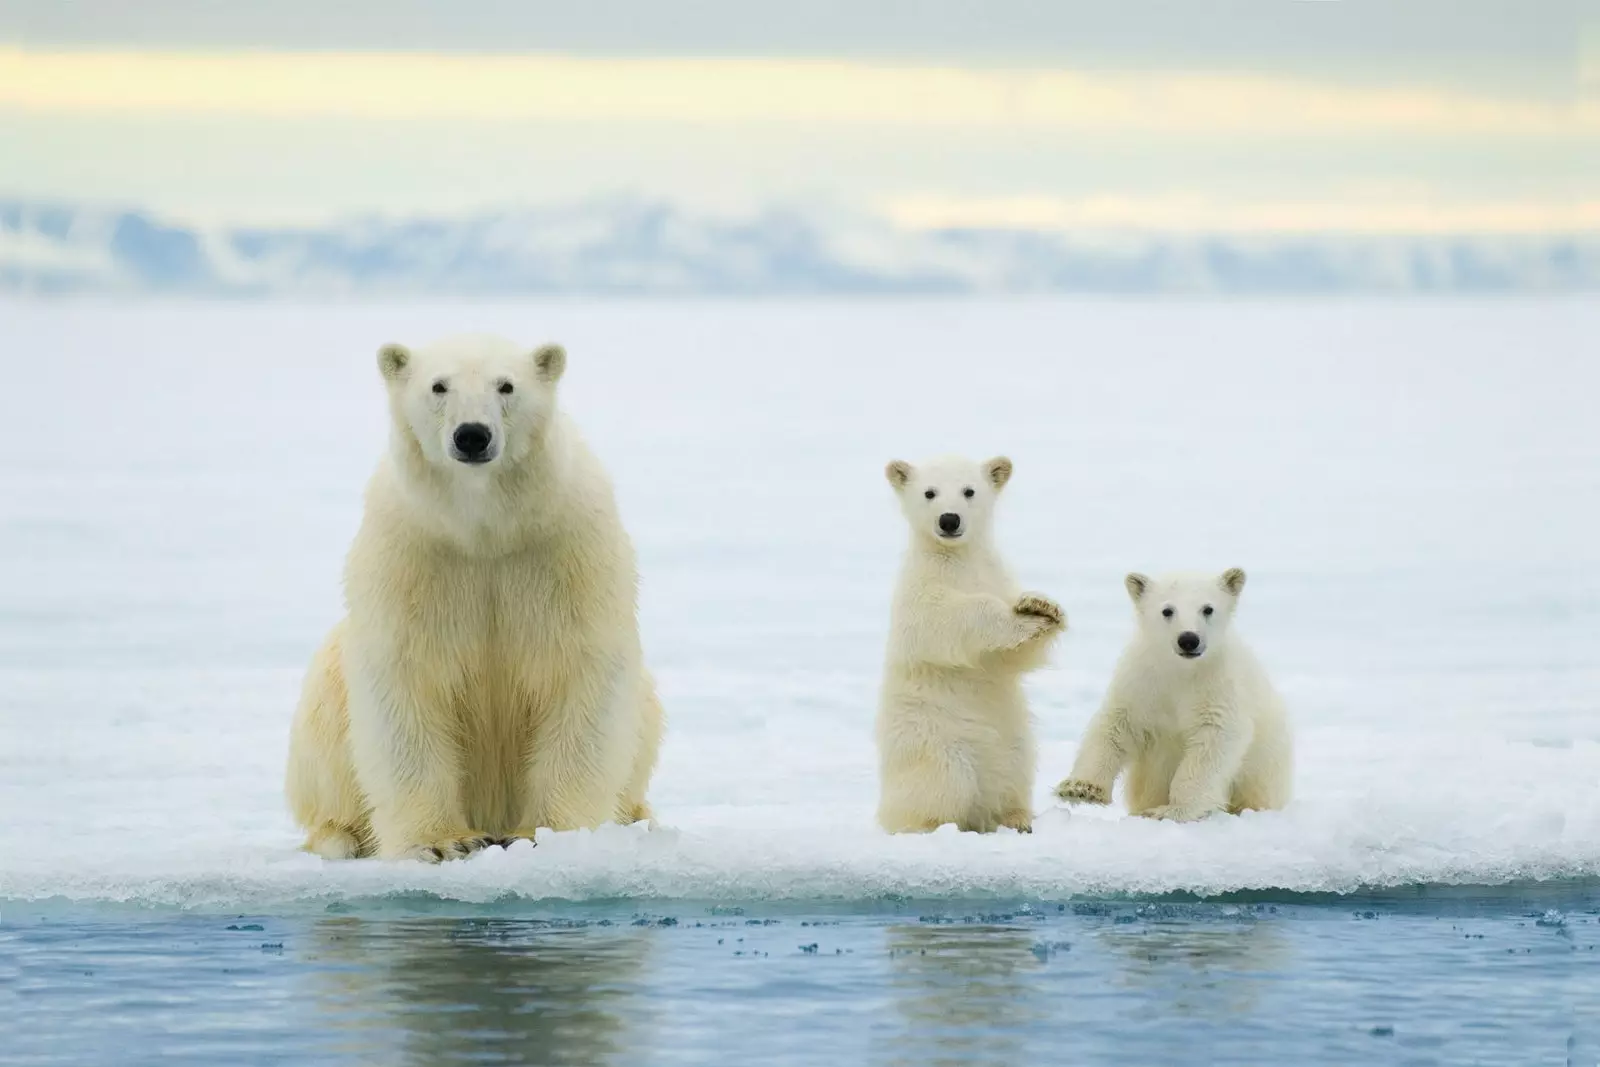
[1,47,1596,136]
[885,194,1600,235]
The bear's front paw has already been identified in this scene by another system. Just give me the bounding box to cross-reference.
[1014,593,1066,628]
[1053,779,1109,805]
[406,833,499,864]
[1142,804,1212,823]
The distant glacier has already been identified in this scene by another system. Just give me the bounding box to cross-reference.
[3,197,1597,296]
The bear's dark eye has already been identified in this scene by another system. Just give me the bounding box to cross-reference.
[924,489,937,500]
[1161,606,1174,619]
[431,380,448,395]
[1202,605,1214,617]
[963,487,975,499]
[498,381,514,395]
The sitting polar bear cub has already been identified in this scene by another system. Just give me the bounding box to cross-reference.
[876,455,1066,834]
[286,334,663,862]
[1055,568,1291,821]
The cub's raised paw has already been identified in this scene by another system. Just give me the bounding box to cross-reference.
[1014,593,1066,628]
[407,833,498,864]
[1054,779,1109,806]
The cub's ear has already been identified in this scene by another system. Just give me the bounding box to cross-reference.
[533,343,567,383]
[1220,567,1247,596]
[985,456,1013,490]
[885,460,913,489]
[378,343,412,381]
[1125,572,1151,602]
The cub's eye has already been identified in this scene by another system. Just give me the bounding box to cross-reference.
[962,487,975,498]
[431,380,448,395]
[498,381,514,395]
[1161,607,1175,619]
[1202,605,1214,617]
[924,489,937,500]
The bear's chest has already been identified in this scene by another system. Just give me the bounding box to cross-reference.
[405,549,587,663]
[934,558,1016,600]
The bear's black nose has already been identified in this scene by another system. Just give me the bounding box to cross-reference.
[1177,631,1201,653]
[453,422,493,461]
[938,512,961,534]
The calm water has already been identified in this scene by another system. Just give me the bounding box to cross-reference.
[9,886,1600,1065]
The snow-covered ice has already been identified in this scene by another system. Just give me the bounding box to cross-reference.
[2,299,1598,909]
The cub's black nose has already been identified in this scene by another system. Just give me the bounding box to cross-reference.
[453,422,493,460]
[938,512,961,534]
[1177,631,1201,653]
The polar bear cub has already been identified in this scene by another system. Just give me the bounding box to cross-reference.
[1054,568,1291,821]
[285,334,663,862]
[876,455,1066,834]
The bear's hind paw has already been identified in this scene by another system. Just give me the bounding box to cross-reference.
[998,808,1034,833]
[303,824,367,861]
[1142,804,1215,823]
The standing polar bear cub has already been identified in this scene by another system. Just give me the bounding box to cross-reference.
[876,456,1065,834]
[286,334,663,862]
[1054,569,1291,821]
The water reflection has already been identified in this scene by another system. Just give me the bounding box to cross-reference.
[882,923,1045,1067]
[302,917,654,1066]
[1092,909,1289,1018]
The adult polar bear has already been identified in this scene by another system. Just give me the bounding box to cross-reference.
[287,334,662,862]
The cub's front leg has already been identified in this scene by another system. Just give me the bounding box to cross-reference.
[1054,703,1132,808]
[344,642,493,862]
[1000,592,1067,669]
[1143,709,1252,823]
[919,590,1063,667]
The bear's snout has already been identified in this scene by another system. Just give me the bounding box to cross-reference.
[937,512,962,537]
[1176,631,1204,657]
[451,422,496,464]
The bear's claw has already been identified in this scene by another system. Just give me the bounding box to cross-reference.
[1054,780,1109,805]
[488,834,540,849]
[410,834,498,863]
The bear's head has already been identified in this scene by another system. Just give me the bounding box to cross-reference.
[884,455,1013,546]
[1124,568,1247,662]
[377,334,566,471]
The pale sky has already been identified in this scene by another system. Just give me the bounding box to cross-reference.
[1,0,1596,231]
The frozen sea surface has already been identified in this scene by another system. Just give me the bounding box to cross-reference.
[2,299,1599,911]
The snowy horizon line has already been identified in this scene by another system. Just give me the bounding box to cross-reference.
[4,195,1598,297]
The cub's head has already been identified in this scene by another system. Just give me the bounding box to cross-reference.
[1124,568,1247,662]
[884,455,1013,546]
[377,334,566,470]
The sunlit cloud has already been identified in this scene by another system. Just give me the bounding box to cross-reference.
[2,47,1596,136]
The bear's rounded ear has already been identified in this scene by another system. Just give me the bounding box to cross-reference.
[1125,572,1151,602]
[378,343,412,381]
[1220,567,1247,596]
[985,456,1013,490]
[533,343,567,383]
[885,460,912,489]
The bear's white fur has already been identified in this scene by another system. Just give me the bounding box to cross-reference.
[1054,568,1291,821]
[286,333,663,862]
[875,455,1065,834]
